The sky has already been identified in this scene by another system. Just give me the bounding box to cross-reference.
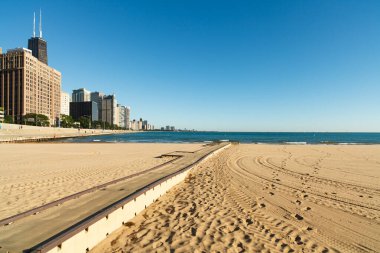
[1,0,379,132]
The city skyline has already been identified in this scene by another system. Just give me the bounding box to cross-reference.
[1,0,379,132]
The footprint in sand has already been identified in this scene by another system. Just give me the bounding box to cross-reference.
[165,205,175,214]
[293,213,304,220]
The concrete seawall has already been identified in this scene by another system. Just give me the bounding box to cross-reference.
[0,123,130,143]
[27,143,230,253]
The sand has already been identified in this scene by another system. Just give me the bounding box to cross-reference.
[91,144,380,253]
[0,143,203,220]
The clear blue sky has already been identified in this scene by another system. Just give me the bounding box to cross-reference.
[1,0,379,131]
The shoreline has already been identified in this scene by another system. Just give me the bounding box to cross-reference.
[1,126,379,144]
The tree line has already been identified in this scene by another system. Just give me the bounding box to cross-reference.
[60,114,126,130]
[0,111,126,130]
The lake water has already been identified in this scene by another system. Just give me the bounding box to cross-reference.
[60,131,380,144]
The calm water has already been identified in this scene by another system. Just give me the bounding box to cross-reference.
[60,132,380,144]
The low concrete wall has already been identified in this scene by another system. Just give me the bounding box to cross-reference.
[30,143,230,253]
[0,123,130,142]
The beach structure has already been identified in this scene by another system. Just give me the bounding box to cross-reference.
[60,91,70,116]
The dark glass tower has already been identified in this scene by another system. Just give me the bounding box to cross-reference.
[28,37,48,65]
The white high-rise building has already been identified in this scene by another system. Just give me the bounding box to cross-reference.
[130,119,139,131]
[117,105,130,128]
[125,106,130,129]
[60,91,70,116]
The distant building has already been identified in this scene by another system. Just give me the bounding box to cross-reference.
[28,37,48,65]
[90,91,104,121]
[102,95,117,125]
[170,126,175,131]
[115,105,120,127]
[0,48,61,124]
[142,120,148,130]
[69,101,98,121]
[117,105,130,128]
[130,119,139,131]
[28,11,48,64]
[60,91,70,116]
[72,88,91,102]
[138,118,143,130]
[165,126,170,131]
[125,106,130,129]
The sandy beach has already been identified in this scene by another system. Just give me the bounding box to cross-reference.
[91,144,380,253]
[0,143,203,220]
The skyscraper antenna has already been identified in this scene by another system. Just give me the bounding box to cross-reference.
[39,9,42,38]
[33,12,36,37]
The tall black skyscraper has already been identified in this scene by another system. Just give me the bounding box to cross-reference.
[28,37,48,65]
[28,10,48,65]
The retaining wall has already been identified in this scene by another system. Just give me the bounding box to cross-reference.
[30,143,230,253]
[0,123,129,143]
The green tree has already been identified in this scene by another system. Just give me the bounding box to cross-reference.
[4,115,13,124]
[60,114,74,128]
[24,113,49,126]
[92,120,103,129]
[79,116,91,129]
[104,121,111,129]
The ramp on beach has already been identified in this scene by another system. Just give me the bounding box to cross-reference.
[0,142,228,253]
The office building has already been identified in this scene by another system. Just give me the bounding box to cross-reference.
[72,88,91,102]
[142,120,148,130]
[60,91,70,116]
[125,106,130,129]
[117,104,127,128]
[137,118,143,130]
[130,119,138,131]
[114,104,120,127]
[69,101,98,121]
[101,95,117,125]
[28,11,48,65]
[0,48,61,124]
[90,91,104,121]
